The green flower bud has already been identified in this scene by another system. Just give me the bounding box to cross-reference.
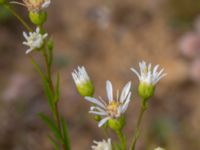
[29,11,47,25]
[72,66,94,97]
[138,82,155,100]
[108,116,125,131]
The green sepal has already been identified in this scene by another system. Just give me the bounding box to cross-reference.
[138,82,155,100]
[108,117,125,131]
[29,11,47,25]
[76,81,94,97]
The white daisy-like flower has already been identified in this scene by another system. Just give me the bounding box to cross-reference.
[23,27,48,54]
[72,66,90,86]
[10,0,51,12]
[72,66,94,96]
[154,147,165,150]
[24,0,51,12]
[91,139,112,150]
[131,61,167,86]
[85,80,131,127]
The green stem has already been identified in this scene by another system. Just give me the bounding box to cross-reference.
[3,4,32,31]
[130,101,147,150]
[116,130,126,150]
[42,46,65,149]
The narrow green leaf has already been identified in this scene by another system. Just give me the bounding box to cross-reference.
[61,117,70,150]
[47,38,54,67]
[38,113,62,140]
[54,73,60,103]
[31,58,54,110]
[43,77,54,110]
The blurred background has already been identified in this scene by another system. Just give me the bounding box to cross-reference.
[0,0,200,149]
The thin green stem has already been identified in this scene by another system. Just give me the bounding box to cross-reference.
[116,130,126,150]
[130,101,147,150]
[3,4,32,31]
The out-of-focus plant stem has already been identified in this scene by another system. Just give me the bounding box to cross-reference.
[3,4,32,31]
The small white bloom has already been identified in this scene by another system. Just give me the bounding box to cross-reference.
[85,80,131,127]
[154,147,165,150]
[72,66,94,96]
[72,66,90,86]
[23,27,48,54]
[131,61,167,85]
[24,0,51,12]
[91,139,112,150]
[10,0,51,12]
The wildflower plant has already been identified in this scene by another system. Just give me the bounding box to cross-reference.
[0,1,167,150]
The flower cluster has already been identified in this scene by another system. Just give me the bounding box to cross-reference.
[72,62,166,129]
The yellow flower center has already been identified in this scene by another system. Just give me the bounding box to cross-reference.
[107,101,120,118]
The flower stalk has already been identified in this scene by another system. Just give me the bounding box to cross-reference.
[130,99,147,150]
[116,129,126,150]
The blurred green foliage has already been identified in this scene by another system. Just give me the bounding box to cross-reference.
[0,6,12,23]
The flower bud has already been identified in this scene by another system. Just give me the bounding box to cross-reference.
[29,11,47,25]
[72,66,94,97]
[138,82,155,100]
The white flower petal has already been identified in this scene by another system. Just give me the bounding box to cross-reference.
[85,97,106,109]
[130,68,140,79]
[120,81,131,103]
[89,111,107,116]
[121,92,131,113]
[98,117,110,127]
[106,80,113,102]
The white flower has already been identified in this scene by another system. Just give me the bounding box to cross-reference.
[154,147,165,150]
[23,0,51,12]
[85,80,131,127]
[131,61,167,85]
[23,27,48,54]
[91,139,112,150]
[72,66,94,96]
[72,66,90,86]
[10,0,51,12]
